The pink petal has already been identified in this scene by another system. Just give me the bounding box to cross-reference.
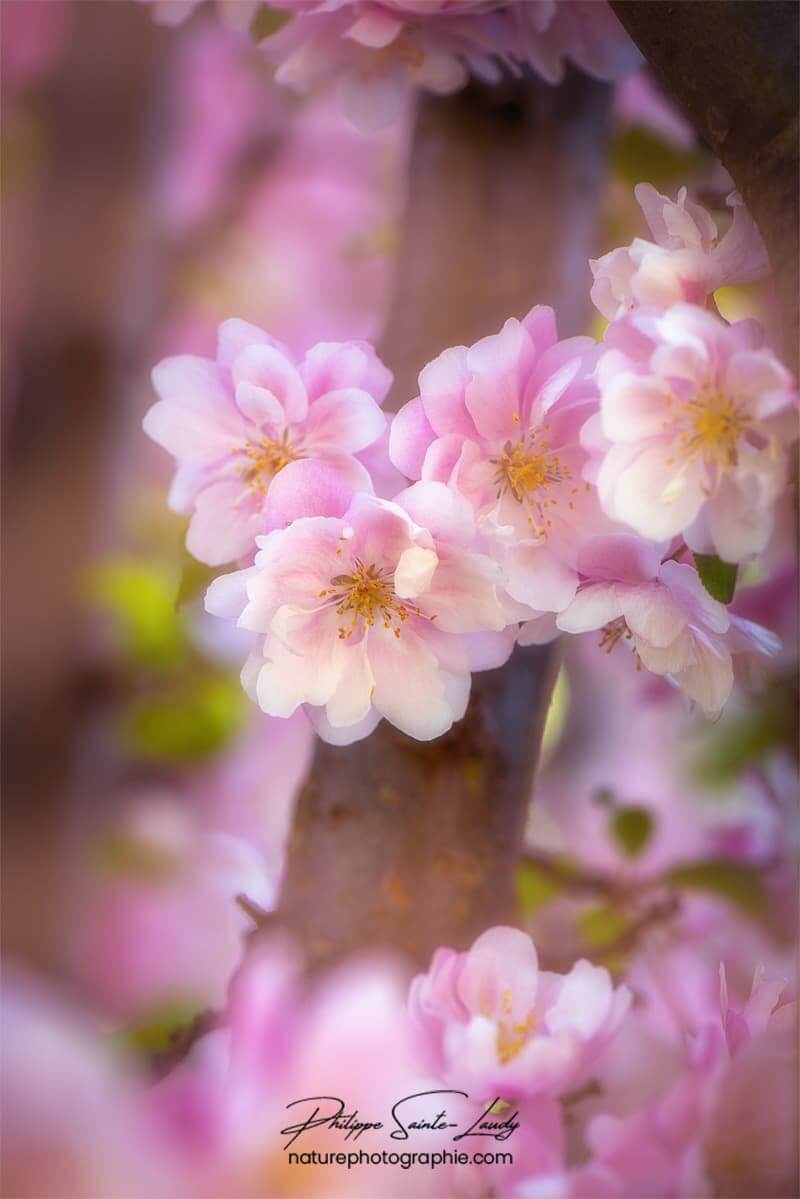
[368,625,456,740]
[601,444,708,542]
[303,387,386,454]
[146,356,248,464]
[576,535,661,584]
[216,318,290,368]
[300,341,392,406]
[458,926,539,1024]
[232,344,308,424]
[419,346,477,439]
[619,581,688,648]
[425,552,506,634]
[601,374,672,442]
[465,318,532,444]
[186,480,261,566]
[556,583,622,633]
[263,459,353,528]
[503,544,578,614]
[389,399,435,480]
[234,381,287,430]
[394,480,476,547]
[546,960,613,1039]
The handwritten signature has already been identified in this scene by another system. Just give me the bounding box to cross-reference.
[280,1091,520,1150]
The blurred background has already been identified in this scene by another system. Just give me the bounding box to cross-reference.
[1,0,796,1060]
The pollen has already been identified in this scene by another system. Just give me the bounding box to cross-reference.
[497,1012,537,1065]
[319,558,429,640]
[599,617,631,653]
[490,426,571,538]
[237,433,298,496]
[679,388,751,469]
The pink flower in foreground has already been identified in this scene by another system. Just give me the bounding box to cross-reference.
[556,536,779,717]
[410,926,630,1100]
[205,460,511,744]
[590,184,769,321]
[391,305,615,618]
[144,319,391,565]
[586,305,798,561]
[262,2,637,132]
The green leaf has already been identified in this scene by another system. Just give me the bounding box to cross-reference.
[580,905,629,950]
[516,862,561,915]
[610,805,655,858]
[93,833,182,884]
[250,4,290,42]
[116,998,203,1057]
[693,553,738,604]
[668,860,766,916]
[85,559,184,667]
[123,676,247,763]
[611,126,706,189]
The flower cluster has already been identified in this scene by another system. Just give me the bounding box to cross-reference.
[144,183,795,742]
[5,925,795,1198]
[139,0,641,131]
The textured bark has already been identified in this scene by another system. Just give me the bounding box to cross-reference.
[611,0,799,365]
[276,73,612,969]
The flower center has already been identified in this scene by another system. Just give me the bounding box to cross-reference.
[599,617,632,653]
[680,390,751,468]
[320,559,430,641]
[491,428,573,536]
[237,433,298,496]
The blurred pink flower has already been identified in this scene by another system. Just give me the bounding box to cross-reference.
[144,319,392,565]
[1,972,189,1198]
[263,2,638,131]
[586,304,798,561]
[206,460,511,743]
[73,795,272,1020]
[410,925,630,1099]
[391,305,615,618]
[556,536,779,717]
[138,0,259,31]
[590,185,769,320]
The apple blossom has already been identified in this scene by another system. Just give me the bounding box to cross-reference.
[555,535,780,717]
[391,305,617,619]
[261,2,638,132]
[410,925,630,1099]
[143,319,391,565]
[205,459,512,743]
[590,184,770,321]
[586,304,798,561]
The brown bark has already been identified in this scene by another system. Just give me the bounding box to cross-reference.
[610,0,799,366]
[276,72,612,969]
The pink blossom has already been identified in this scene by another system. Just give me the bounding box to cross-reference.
[1,973,189,1198]
[72,795,272,1021]
[144,319,391,565]
[205,460,511,743]
[138,0,260,31]
[556,536,779,717]
[410,925,630,1099]
[391,305,616,618]
[586,305,798,561]
[262,2,638,132]
[590,185,770,321]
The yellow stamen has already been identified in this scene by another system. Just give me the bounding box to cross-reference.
[490,425,570,538]
[237,433,298,497]
[319,558,434,641]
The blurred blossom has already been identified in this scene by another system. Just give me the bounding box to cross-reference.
[590,184,769,321]
[72,794,272,1022]
[0,972,189,1198]
[262,1,640,131]
[410,926,630,1099]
